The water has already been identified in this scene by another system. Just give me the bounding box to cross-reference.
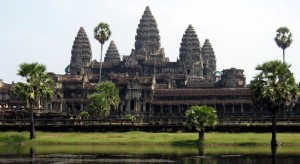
[0,144,299,163]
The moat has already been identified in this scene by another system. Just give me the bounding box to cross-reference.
[1,145,300,163]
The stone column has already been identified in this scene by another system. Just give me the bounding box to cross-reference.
[135,100,140,112]
[50,103,53,112]
[126,100,130,112]
[81,104,84,112]
[241,104,244,116]
[143,104,146,112]
[60,102,63,112]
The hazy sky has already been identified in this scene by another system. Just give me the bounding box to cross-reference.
[1,0,300,84]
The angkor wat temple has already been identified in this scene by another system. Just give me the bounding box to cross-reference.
[1,6,300,123]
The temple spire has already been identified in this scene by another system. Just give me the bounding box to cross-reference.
[70,27,92,75]
[134,6,161,55]
[104,40,120,62]
[201,39,216,81]
[179,24,202,62]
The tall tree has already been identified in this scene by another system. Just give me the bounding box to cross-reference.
[249,60,299,146]
[185,105,217,142]
[274,27,293,63]
[87,81,120,118]
[12,63,54,139]
[94,22,111,82]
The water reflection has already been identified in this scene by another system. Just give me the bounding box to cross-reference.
[0,144,299,163]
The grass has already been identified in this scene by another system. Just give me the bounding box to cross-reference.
[0,131,300,146]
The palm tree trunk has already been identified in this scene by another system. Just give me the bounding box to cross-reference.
[283,49,285,63]
[271,112,278,146]
[99,44,103,83]
[198,128,205,142]
[30,103,36,140]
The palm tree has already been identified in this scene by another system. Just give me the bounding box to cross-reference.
[185,105,217,142]
[249,60,299,146]
[94,22,111,82]
[12,63,54,139]
[274,27,293,63]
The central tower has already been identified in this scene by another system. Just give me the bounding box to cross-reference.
[134,6,161,55]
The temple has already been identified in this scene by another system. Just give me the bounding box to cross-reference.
[1,6,299,123]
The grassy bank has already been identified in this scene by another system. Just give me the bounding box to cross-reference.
[0,132,300,146]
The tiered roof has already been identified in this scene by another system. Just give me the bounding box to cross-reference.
[134,6,161,55]
[70,27,92,75]
[179,25,202,62]
[201,39,216,70]
[104,40,121,62]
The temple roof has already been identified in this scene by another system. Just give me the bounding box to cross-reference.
[104,40,121,62]
[134,6,161,55]
[179,24,202,62]
[149,99,252,105]
[153,88,250,97]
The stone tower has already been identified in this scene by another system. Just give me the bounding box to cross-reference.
[219,68,246,88]
[104,40,121,63]
[201,39,216,81]
[134,6,161,56]
[179,25,203,77]
[70,27,92,75]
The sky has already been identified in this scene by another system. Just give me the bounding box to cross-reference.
[1,0,300,84]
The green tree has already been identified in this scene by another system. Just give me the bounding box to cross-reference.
[94,22,111,82]
[12,63,54,139]
[185,106,217,142]
[249,60,299,146]
[274,27,293,63]
[87,81,120,118]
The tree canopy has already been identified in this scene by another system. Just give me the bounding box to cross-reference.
[185,105,217,141]
[94,22,111,45]
[250,60,299,114]
[87,81,120,118]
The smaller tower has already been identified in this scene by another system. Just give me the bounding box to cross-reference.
[201,39,216,81]
[179,25,203,77]
[104,41,121,63]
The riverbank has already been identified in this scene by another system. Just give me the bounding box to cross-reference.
[1,132,300,146]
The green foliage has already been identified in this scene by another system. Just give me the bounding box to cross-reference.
[124,114,136,123]
[96,81,120,107]
[274,27,292,51]
[94,22,111,45]
[249,60,300,114]
[87,81,120,118]
[12,62,54,105]
[80,111,89,119]
[185,106,217,132]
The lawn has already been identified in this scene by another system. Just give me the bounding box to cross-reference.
[0,131,300,146]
